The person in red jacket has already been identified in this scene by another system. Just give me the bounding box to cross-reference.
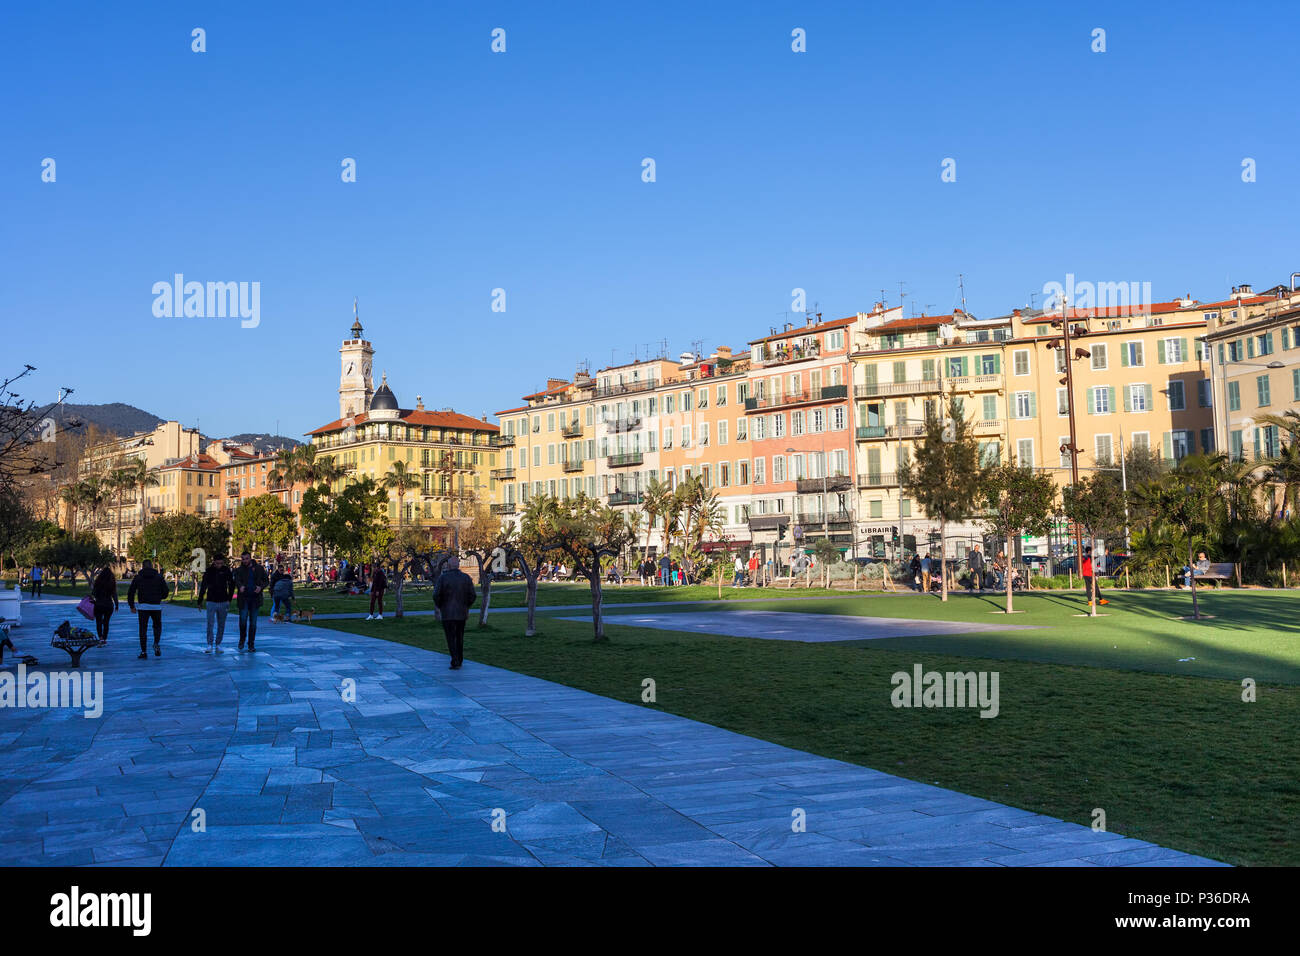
[1081,549,1109,607]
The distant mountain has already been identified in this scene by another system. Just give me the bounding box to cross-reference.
[224,433,302,455]
[29,404,300,456]
[41,402,164,437]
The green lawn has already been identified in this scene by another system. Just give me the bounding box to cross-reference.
[311,589,1300,866]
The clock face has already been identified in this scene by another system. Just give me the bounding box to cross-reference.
[362,361,371,379]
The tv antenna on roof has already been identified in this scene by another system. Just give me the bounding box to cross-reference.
[958,273,968,313]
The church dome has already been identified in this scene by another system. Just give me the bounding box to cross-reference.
[369,372,400,419]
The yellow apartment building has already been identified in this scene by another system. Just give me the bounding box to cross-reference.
[1201,284,1300,469]
[850,304,1012,559]
[306,315,499,545]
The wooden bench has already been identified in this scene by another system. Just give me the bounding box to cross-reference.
[50,622,105,667]
[1193,562,1235,588]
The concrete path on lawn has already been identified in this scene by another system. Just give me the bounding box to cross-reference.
[0,597,1223,867]
[560,610,1039,642]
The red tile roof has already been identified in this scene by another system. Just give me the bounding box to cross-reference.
[306,409,498,436]
[870,315,953,334]
[748,316,855,346]
[160,453,222,471]
[1186,295,1275,311]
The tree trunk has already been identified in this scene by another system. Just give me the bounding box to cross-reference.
[589,568,606,642]
[525,572,539,637]
[1005,534,1013,613]
[479,573,492,627]
[394,575,405,618]
[940,518,949,602]
[115,488,124,562]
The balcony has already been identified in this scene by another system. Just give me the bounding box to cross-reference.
[562,459,585,473]
[605,416,642,433]
[747,514,790,532]
[607,452,644,468]
[560,421,583,438]
[492,434,516,447]
[490,467,516,481]
[795,475,854,494]
[854,380,942,399]
[593,379,658,399]
[608,490,644,506]
[794,511,853,527]
[490,503,517,516]
[857,472,901,488]
[973,420,1004,434]
[856,424,926,441]
[744,384,848,412]
[753,340,821,366]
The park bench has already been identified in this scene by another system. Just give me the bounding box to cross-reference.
[1193,562,1236,588]
[50,620,105,667]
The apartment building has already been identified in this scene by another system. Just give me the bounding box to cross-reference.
[1201,284,1300,465]
[306,316,500,543]
[850,305,1011,558]
[743,314,857,559]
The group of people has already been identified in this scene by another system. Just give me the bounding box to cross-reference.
[20,550,481,672]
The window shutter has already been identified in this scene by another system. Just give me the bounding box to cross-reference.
[1162,431,1173,461]
[961,356,970,377]
[1284,328,1292,350]
[991,354,1001,374]
[865,365,876,385]
[1217,343,1225,364]
[1120,346,1129,368]
[1247,337,1255,359]
[1085,387,1094,414]
[1144,384,1153,410]
[1123,386,1131,413]
[1157,340,1166,364]
[1028,393,1037,417]
[1181,337,1190,361]
[1254,428,1262,460]
[1107,386,1116,413]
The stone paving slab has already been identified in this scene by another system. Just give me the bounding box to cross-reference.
[561,609,1039,642]
[0,597,1223,867]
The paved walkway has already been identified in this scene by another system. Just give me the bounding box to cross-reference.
[0,598,1223,866]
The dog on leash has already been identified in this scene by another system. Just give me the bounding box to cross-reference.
[292,607,316,623]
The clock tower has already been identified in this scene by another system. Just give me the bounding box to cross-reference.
[339,305,374,420]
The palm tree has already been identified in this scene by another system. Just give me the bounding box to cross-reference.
[640,477,672,565]
[129,460,160,532]
[78,474,109,544]
[59,482,84,533]
[106,463,136,560]
[382,459,421,527]
[1265,440,1300,524]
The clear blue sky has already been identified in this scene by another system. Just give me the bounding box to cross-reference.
[5,0,1298,439]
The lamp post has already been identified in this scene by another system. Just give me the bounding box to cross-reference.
[1045,297,1093,615]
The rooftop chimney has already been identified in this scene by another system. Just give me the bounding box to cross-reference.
[415,395,424,411]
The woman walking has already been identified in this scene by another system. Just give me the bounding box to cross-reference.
[91,565,119,642]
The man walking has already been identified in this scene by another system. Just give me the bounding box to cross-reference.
[233,551,268,651]
[29,563,43,598]
[733,554,745,587]
[433,556,477,669]
[197,554,235,653]
[921,553,932,593]
[127,559,170,659]
[367,559,387,620]
[658,553,671,587]
[968,544,985,594]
